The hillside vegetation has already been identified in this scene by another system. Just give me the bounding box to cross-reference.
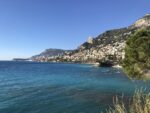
[122,28,150,79]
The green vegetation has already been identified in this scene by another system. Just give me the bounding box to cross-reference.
[122,28,150,79]
[106,90,150,113]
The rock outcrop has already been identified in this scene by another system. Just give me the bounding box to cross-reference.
[132,14,150,28]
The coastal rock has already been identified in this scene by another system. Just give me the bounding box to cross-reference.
[143,69,150,79]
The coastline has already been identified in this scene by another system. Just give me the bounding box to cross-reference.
[31,60,123,68]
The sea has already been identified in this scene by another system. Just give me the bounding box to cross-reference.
[0,61,150,113]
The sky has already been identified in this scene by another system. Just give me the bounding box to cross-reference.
[0,0,150,60]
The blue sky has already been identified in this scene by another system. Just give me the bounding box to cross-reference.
[0,0,150,60]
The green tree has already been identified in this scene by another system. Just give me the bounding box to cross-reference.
[122,28,150,79]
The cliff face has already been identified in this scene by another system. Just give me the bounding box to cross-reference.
[32,14,150,64]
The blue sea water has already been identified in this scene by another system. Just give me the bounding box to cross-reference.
[0,61,150,113]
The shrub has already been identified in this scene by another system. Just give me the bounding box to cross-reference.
[106,89,150,113]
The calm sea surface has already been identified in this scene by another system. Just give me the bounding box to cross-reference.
[0,61,150,113]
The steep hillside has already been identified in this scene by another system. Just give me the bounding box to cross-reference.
[66,14,150,64]
[32,14,150,64]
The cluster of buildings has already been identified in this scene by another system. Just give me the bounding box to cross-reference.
[64,41,126,63]
[32,36,126,65]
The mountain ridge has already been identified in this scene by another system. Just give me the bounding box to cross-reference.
[31,14,150,64]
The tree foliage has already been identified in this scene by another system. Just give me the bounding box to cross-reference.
[122,28,150,79]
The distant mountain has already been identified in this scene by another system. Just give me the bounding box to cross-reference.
[13,58,31,61]
[31,49,72,61]
[32,14,150,64]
